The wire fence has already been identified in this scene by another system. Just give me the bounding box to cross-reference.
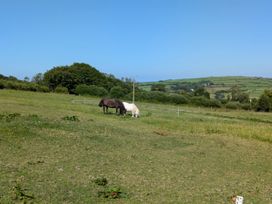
[70,99,272,124]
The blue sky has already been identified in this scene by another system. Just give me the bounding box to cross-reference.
[1,0,272,82]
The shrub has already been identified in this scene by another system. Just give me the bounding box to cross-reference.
[241,103,251,110]
[168,93,189,104]
[256,94,271,112]
[191,96,221,107]
[75,84,90,95]
[94,177,108,186]
[208,99,222,108]
[55,86,68,94]
[88,85,108,97]
[75,84,108,97]
[225,101,241,109]
[250,98,258,110]
[0,80,5,89]
[110,86,125,98]
[62,115,79,121]
[37,85,50,92]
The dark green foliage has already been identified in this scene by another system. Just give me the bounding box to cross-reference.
[54,86,69,94]
[194,87,210,99]
[168,93,189,104]
[94,177,108,186]
[94,177,128,199]
[151,84,166,92]
[36,85,50,92]
[62,115,80,121]
[237,92,250,103]
[0,79,50,93]
[43,63,132,94]
[191,96,221,108]
[97,186,128,199]
[240,103,251,110]
[256,94,271,112]
[250,98,258,110]
[110,86,126,98]
[75,84,108,97]
[0,81,4,89]
[230,86,249,103]
[226,102,241,110]
[0,112,21,122]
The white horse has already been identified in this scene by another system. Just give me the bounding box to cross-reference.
[122,102,140,117]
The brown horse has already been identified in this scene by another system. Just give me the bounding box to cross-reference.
[98,98,126,115]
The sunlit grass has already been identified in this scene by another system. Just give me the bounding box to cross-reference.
[0,90,271,203]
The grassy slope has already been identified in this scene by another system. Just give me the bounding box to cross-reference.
[0,90,271,203]
[140,76,272,98]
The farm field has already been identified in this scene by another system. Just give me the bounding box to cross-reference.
[140,76,272,98]
[0,90,271,203]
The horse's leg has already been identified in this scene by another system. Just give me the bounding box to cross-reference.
[103,106,105,114]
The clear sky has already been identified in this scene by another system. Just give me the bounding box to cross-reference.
[1,0,272,82]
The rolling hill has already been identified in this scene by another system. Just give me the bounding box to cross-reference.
[139,76,272,98]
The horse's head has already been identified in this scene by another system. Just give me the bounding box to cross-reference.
[98,99,104,107]
[134,106,140,117]
[115,100,126,115]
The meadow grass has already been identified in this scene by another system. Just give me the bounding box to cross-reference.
[0,90,271,203]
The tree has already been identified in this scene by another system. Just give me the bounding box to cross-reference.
[32,73,44,85]
[230,86,249,103]
[256,89,272,112]
[256,94,271,112]
[194,87,210,99]
[24,77,30,82]
[43,62,129,94]
[237,92,250,103]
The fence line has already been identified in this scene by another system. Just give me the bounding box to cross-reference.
[70,99,272,124]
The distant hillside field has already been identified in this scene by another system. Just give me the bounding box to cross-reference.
[140,76,272,98]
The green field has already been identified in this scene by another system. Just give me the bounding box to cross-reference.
[140,76,272,98]
[0,90,271,203]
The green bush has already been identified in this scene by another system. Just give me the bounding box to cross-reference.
[75,84,108,97]
[110,86,125,98]
[0,81,4,89]
[37,85,50,92]
[191,96,221,108]
[208,99,222,108]
[0,79,50,93]
[55,86,69,94]
[75,84,90,95]
[240,103,251,110]
[256,94,271,112]
[225,101,241,109]
[168,93,189,104]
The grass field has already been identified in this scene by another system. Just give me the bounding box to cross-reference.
[0,90,271,203]
[140,76,272,98]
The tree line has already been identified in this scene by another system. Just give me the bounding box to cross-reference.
[0,63,272,112]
